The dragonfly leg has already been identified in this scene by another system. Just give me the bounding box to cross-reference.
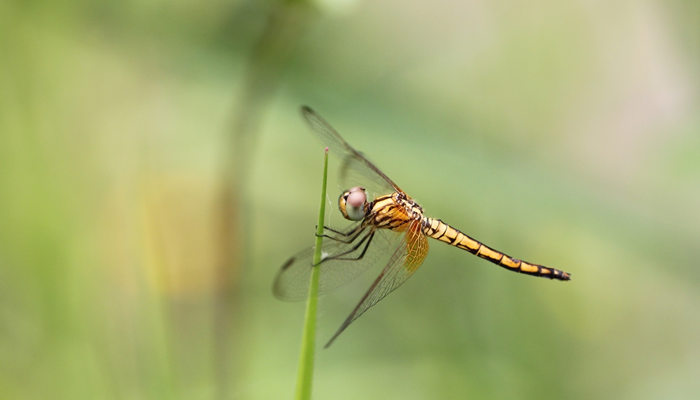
[318,225,367,244]
[315,223,365,243]
[333,231,375,261]
[319,231,376,263]
[317,224,362,236]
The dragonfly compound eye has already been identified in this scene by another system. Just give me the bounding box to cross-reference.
[339,187,367,221]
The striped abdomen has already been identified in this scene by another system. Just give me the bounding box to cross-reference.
[421,217,570,280]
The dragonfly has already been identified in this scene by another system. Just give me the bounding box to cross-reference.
[274,106,571,348]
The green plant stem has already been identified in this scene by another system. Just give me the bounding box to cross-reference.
[295,147,329,400]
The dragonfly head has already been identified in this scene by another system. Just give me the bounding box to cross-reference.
[339,187,368,221]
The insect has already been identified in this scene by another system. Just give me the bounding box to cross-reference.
[274,106,571,348]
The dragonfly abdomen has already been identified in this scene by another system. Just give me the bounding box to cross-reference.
[421,217,570,281]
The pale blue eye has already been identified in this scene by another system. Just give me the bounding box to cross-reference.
[346,204,365,221]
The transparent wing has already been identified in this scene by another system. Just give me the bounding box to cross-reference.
[273,227,404,301]
[324,219,429,348]
[301,106,403,199]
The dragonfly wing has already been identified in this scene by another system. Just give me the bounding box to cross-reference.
[301,106,402,199]
[273,227,404,301]
[324,219,429,347]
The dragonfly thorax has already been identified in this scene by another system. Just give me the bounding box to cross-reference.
[362,192,425,231]
[338,186,369,221]
[393,192,424,220]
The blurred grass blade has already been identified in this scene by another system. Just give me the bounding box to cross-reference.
[295,147,329,400]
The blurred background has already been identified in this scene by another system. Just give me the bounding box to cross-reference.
[1,0,699,399]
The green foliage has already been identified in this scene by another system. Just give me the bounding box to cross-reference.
[295,148,328,400]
